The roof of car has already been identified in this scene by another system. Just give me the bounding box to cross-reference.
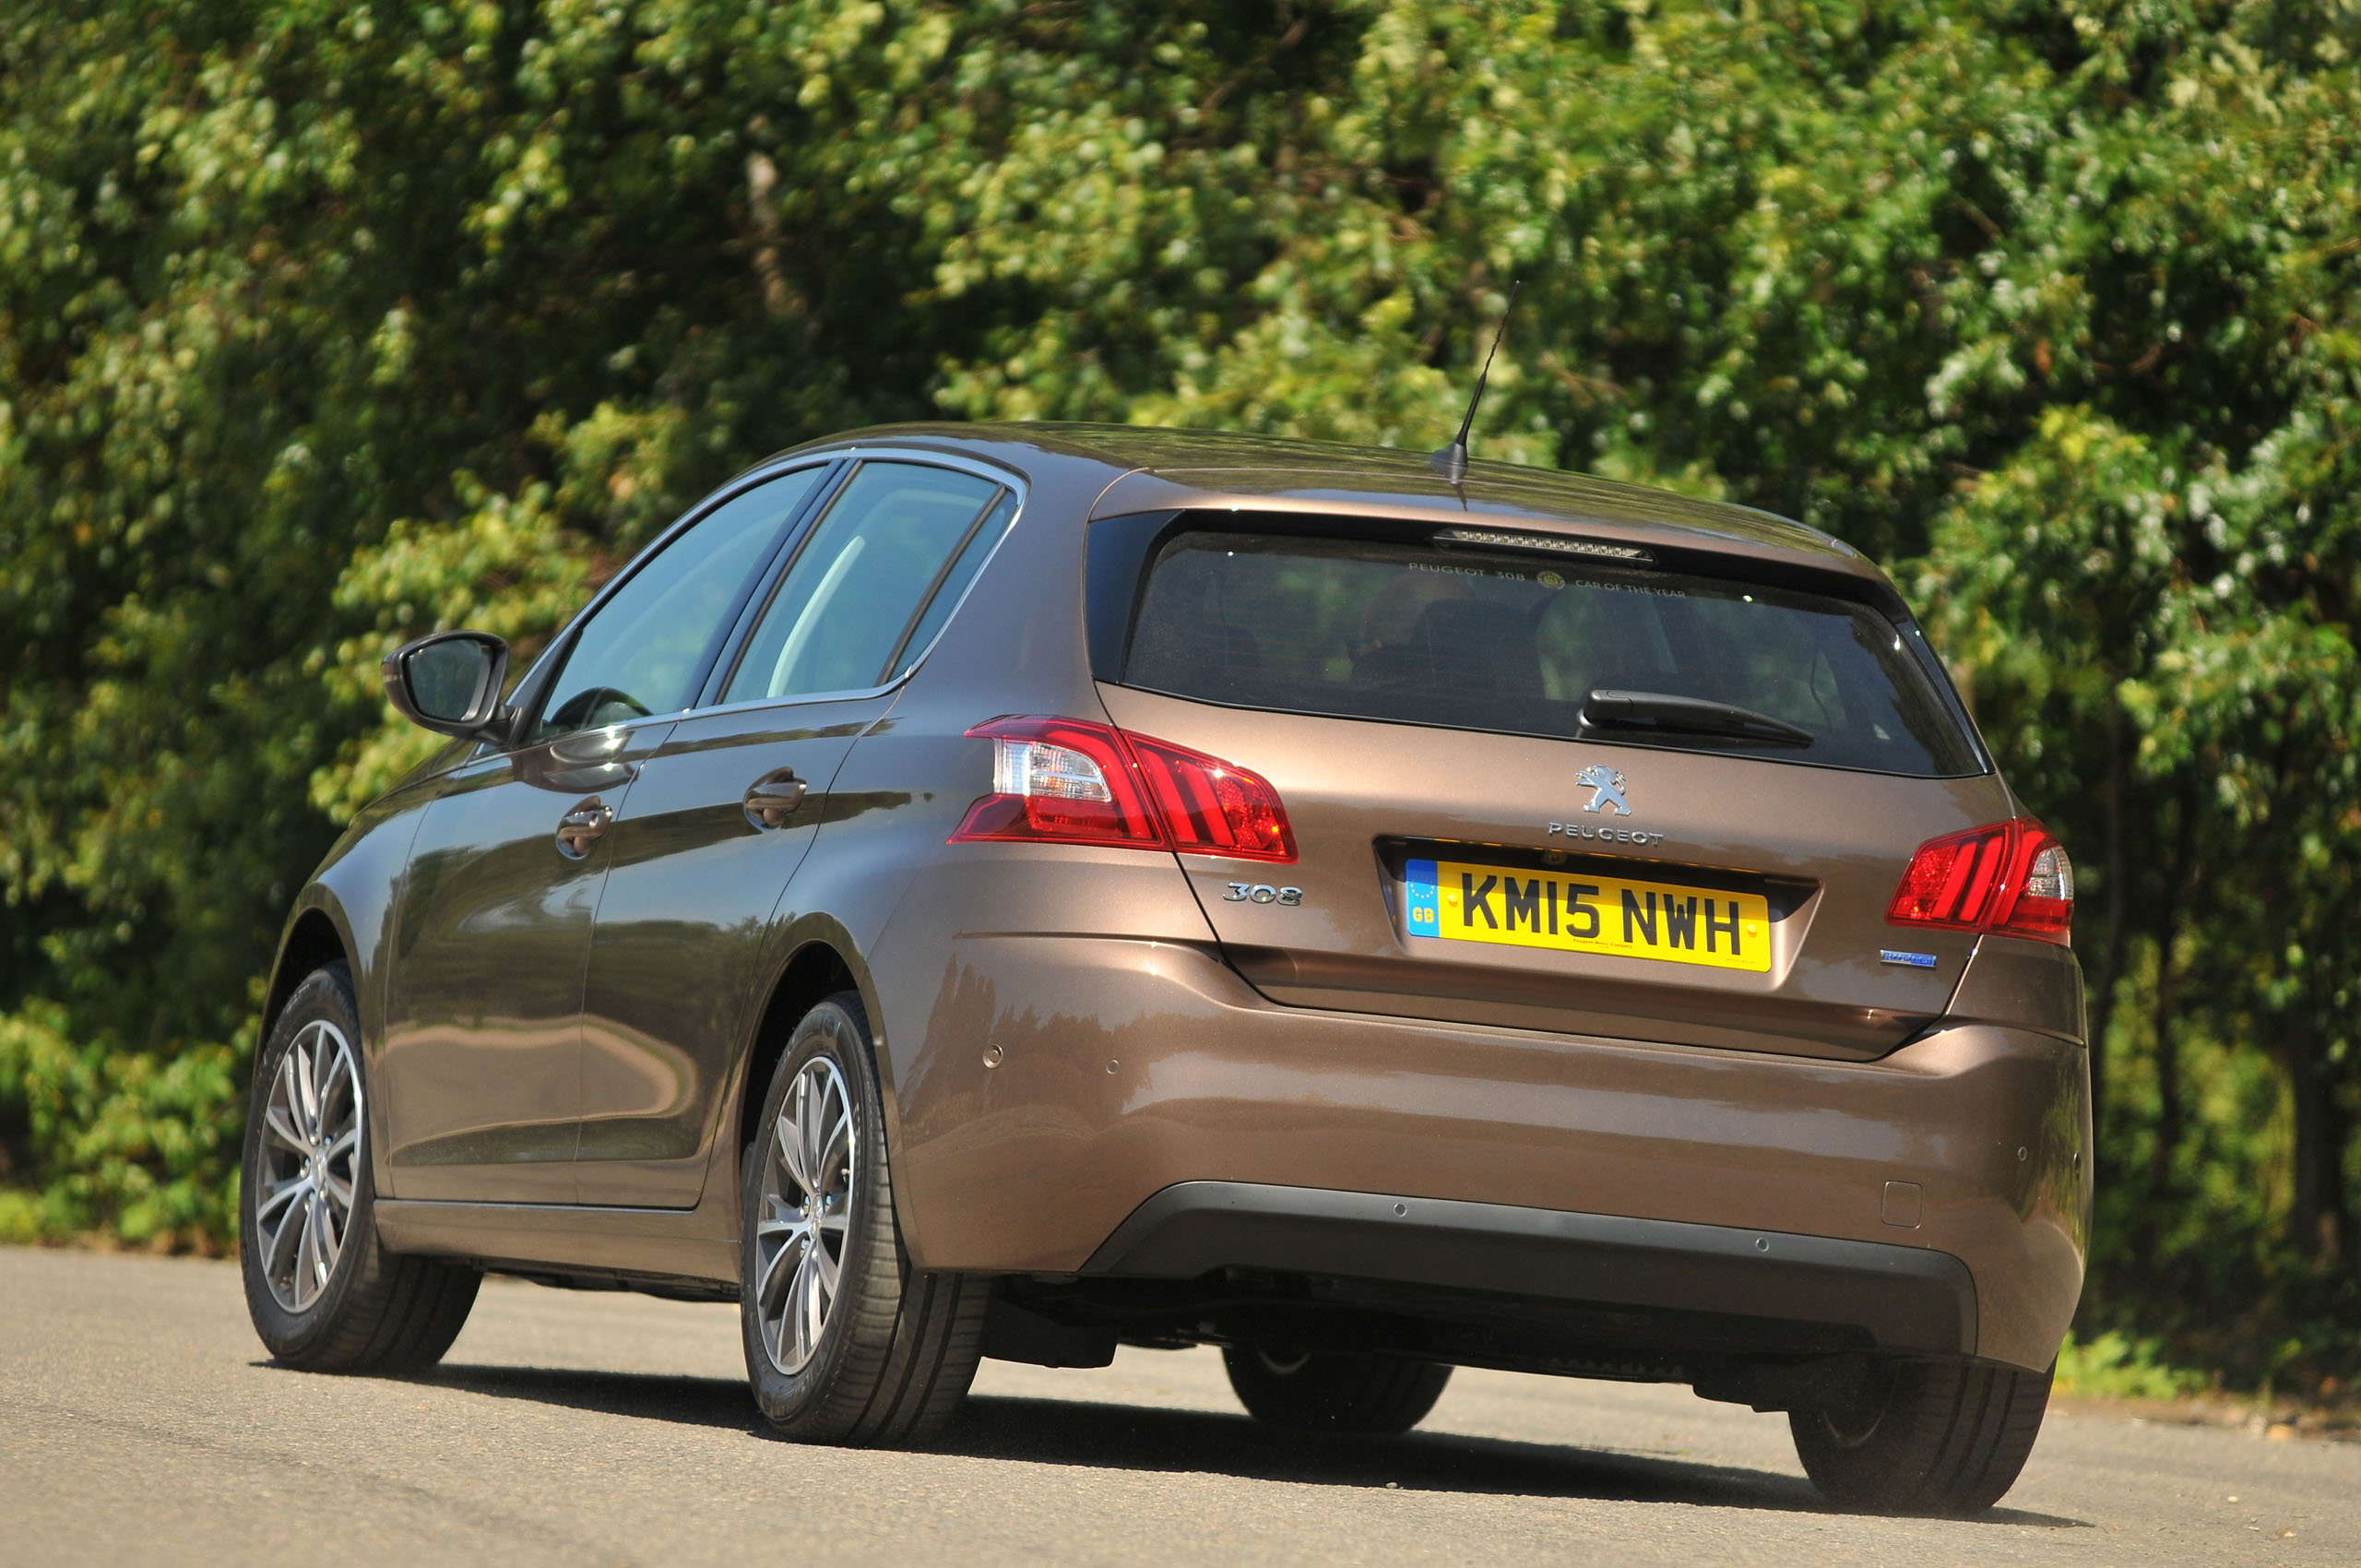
[775,421,1876,578]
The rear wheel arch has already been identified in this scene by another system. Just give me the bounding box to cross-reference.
[738,937,866,1163]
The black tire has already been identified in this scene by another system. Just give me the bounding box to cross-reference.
[1223,1345,1452,1435]
[1789,1358,2053,1515]
[740,991,987,1444]
[241,963,480,1373]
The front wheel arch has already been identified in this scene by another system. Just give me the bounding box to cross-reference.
[261,905,351,1050]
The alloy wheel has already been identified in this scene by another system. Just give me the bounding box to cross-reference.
[255,1019,364,1313]
[754,1055,857,1374]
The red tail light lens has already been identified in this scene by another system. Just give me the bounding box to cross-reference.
[951,717,1296,863]
[1887,818,2073,944]
[1888,825,2013,928]
[1126,733,1297,861]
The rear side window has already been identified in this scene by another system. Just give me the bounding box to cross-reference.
[722,462,1006,704]
[1117,529,1980,778]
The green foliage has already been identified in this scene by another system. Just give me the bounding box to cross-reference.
[2,0,2356,1384]
[2054,1328,2209,1402]
[0,1001,241,1243]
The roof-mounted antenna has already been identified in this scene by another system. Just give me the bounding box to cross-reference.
[1430,279,1521,485]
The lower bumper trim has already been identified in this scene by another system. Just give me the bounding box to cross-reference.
[1081,1181,1976,1359]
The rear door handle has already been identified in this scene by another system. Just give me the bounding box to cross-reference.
[743,769,809,830]
[555,798,613,860]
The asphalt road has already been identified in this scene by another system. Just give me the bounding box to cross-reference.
[1,1249,2353,1566]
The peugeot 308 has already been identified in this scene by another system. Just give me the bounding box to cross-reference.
[243,424,2088,1515]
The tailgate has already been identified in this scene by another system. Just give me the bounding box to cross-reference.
[1089,515,2011,1060]
[1100,686,2005,1059]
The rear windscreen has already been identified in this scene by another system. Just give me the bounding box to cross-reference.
[1117,530,1982,778]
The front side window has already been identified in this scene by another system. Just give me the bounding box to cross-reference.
[721,462,1005,705]
[536,469,823,740]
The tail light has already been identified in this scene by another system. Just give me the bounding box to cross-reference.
[949,717,1163,849]
[1126,733,1296,861]
[951,716,1296,862]
[1887,818,2073,944]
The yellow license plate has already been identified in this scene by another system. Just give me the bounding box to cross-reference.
[1405,857,1771,972]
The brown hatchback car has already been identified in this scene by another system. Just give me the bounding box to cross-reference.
[244,424,2088,1514]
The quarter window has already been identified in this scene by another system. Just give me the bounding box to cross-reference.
[884,491,1019,686]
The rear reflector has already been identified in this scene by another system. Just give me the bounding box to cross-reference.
[952,717,1297,862]
[1887,819,2073,944]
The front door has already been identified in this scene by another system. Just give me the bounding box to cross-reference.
[575,458,1018,1206]
[379,722,665,1201]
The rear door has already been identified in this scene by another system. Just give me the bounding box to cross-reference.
[1090,518,2009,1060]
[575,460,1019,1206]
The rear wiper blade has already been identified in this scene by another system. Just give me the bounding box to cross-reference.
[1583,689,1814,746]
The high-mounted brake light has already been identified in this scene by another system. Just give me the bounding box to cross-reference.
[951,717,1296,862]
[1887,818,2073,944]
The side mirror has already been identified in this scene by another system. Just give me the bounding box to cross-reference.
[383,631,512,740]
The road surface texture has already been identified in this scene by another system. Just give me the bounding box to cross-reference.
[1,1248,2351,1566]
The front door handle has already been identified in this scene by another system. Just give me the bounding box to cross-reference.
[555,798,613,860]
[743,769,809,830]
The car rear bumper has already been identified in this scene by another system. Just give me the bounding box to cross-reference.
[885,933,2090,1372]
[1085,1180,1976,1359]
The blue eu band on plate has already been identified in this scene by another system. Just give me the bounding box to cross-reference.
[1406,857,1773,973]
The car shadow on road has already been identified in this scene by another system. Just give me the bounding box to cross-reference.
[412,1362,2083,1528]
[416,1363,756,1428]
[946,1395,2084,1527]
